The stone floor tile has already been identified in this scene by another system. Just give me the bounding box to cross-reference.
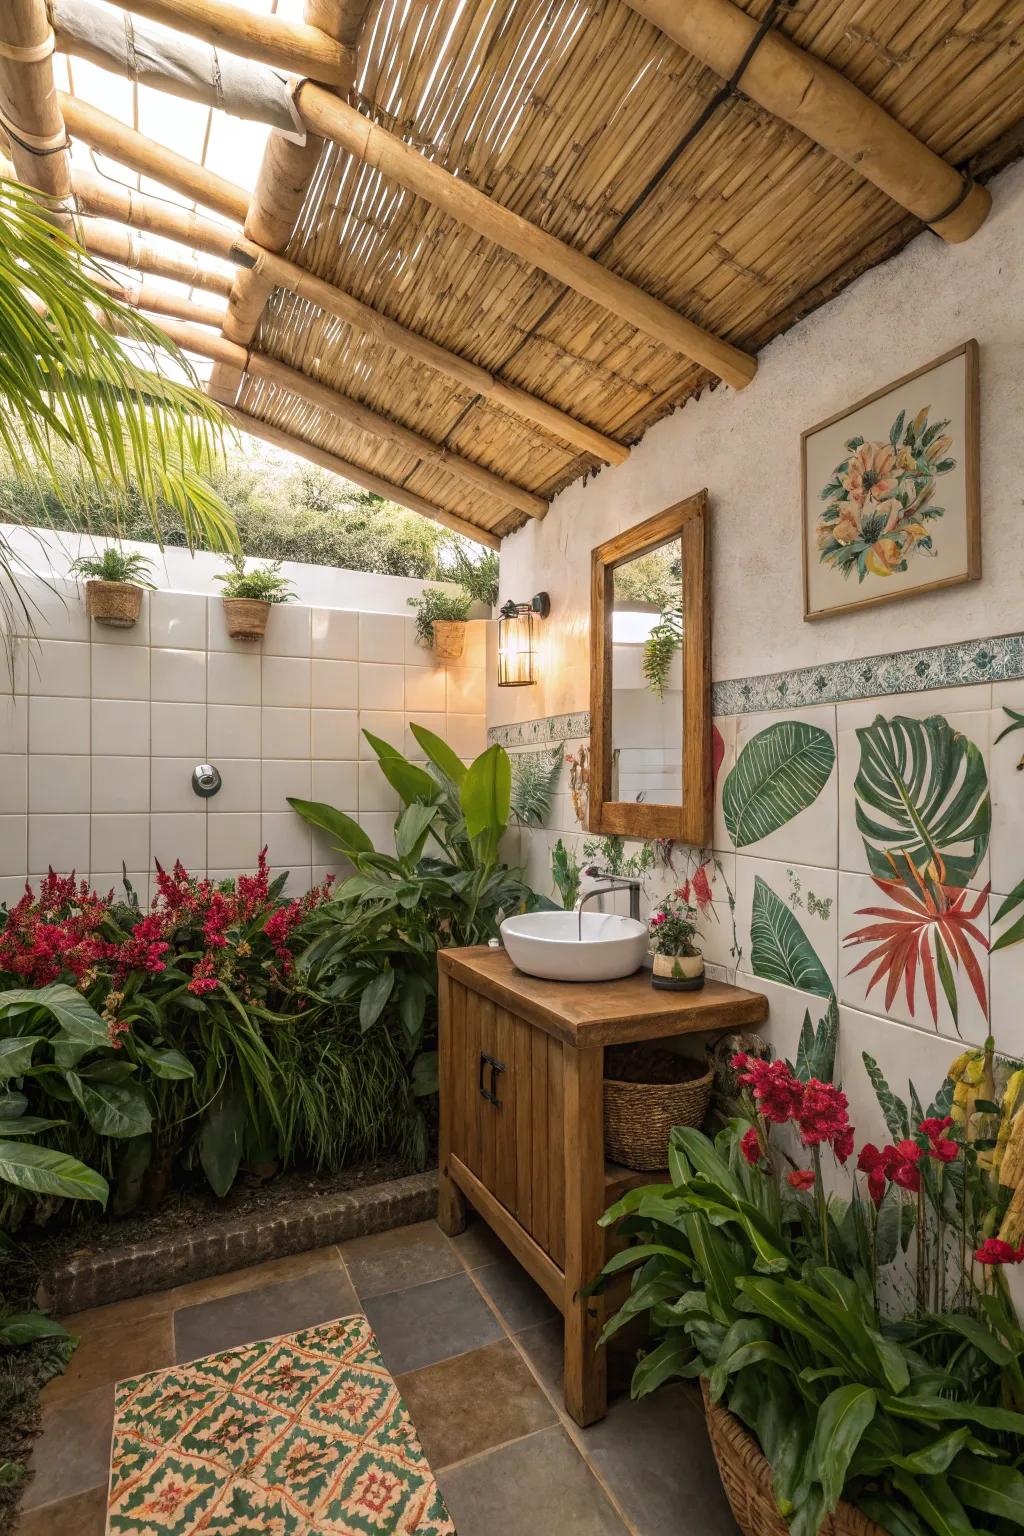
[515,1317,564,1396]
[474,1255,559,1331]
[581,1383,739,1535]
[19,1384,113,1511]
[340,1221,460,1299]
[398,1338,556,1470]
[439,1424,628,1535]
[361,1271,503,1375]
[173,1266,359,1364]
[43,1313,173,1406]
[450,1217,513,1271]
[13,1483,107,1536]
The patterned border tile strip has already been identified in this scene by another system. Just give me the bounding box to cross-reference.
[488,631,1024,744]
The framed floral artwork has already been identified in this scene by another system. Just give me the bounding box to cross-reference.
[802,340,980,620]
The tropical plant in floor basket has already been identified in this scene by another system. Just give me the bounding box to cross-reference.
[598,1029,1024,1536]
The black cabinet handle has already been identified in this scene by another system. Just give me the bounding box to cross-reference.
[478,1051,506,1105]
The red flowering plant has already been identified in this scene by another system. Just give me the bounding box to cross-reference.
[598,1015,1024,1536]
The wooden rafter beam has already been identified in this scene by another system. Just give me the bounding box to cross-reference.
[226,407,502,550]
[114,307,547,519]
[0,0,71,204]
[621,0,990,244]
[69,161,628,465]
[294,83,757,389]
[95,0,355,88]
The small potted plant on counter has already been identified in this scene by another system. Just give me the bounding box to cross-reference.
[70,546,154,628]
[216,553,296,641]
[648,887,704,990]
[408,586,472,660]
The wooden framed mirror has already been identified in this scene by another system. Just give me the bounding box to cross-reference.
[589,491,711,845]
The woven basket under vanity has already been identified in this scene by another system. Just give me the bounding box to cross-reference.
[603,1043,713,1170]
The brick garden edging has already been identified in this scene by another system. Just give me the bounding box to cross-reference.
[42,1170,439,1315]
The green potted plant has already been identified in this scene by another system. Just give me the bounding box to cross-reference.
[648,886,703,989]
[215,553,296,640]
[69,546,155,628]
[407,586,472,660]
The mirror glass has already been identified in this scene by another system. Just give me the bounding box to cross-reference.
[610,537,683,807]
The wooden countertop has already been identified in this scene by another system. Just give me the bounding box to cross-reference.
[439,946,768,1046]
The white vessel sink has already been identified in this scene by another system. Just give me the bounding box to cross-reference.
[500,910,648,982]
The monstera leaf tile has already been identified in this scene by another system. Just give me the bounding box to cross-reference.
[837,1005,974,1156]
[839,870,990,1045]
[989,889,1024,1060]
[990,682,1024,898]
[837,695,992,890]
[735,857,837,998]
[723,707,837,866]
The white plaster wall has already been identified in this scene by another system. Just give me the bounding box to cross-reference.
[490,158,1024,729]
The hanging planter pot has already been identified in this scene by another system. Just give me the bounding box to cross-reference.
[222,596,271,642]
[431,619,467,661]
[85,579,144,629]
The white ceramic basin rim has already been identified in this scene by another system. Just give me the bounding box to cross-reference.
[500,910,649,982]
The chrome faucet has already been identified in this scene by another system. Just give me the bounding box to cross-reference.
[576,867,643,937]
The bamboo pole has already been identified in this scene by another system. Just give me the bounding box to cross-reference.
[92,273,227,329]
[95,0,355,89]
[621,0,990,243]
[80,216,234,296]
[0,0,71,203]
[225,407,502,550]
[70,169,628,464]
[311,0,374,49]
[59,93,250,222]
[117,308,547,519]
[294,82,757,388]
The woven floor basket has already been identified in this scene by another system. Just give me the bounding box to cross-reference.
[431,620,466,660]
[603,1061,713,1171]
[222,597,271,641]
[701,1382,884,1536]
[85,580,142,628]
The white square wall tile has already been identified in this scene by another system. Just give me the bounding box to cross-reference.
[209,759,260,813]
[261,811,312,866]
[405,715,445,759]
[445,714,486,758]
[207,651,260,706]
[404,666,446,713]
[405,619,432,665]
[311,761,358,809]
[0,876,27,905]
[262,655,311,709]
[27,639,90,697]
[357,811,396,857]
[311,709,358,761]
[28,696,88,754]
[838,1006,969,1151]
[270,866,312,897]
[311,660,357,710]
[207,704,260,759]
[29,756,90,814]
[150,813,207,872]
[91,700,150,757]
[0,639,28,696]
[724,705,837,868]
[446,668,486,714]
[150,591,207,650]
[358,761,399,812]
[208,812,262,869]
[92,872,149,903]
[358,663,404,711]
[151,648,206,704]
[262,708,310,760]
[0,816,27,878]
[311,607,358,660]
[152,702,206,759]
[92,643,148,701]
[28,813,89,875]
[1,695,29,753]
[91,814,149,872]
[19,576,89,642]
[261,760,311,810]
[92,756,150,813]
[461,622,487,670]
[263,604,311,657]
[733,856,839,995]
[359,613,406,663]
[0,757,27,815]
[152,758,204,813]
[359,712,403,759]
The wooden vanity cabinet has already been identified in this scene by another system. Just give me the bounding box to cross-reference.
[436,946,768,1426]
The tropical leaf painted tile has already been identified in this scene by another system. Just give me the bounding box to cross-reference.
[749,874,834,999]
[723,718,836,850]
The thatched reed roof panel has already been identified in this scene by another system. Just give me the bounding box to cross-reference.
[242,0,1024,536]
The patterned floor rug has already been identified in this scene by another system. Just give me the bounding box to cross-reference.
[107,1313,455,1534]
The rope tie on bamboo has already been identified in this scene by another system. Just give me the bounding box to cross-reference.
[0,105,68,157]
[926,172,977,229]
[0,31,56,64]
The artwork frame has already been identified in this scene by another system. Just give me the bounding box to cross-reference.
[801,340,980,622]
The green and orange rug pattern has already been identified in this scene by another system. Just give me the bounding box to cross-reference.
[107,1315,455,1534]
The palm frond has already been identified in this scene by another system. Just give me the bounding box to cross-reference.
[510,743,564,826]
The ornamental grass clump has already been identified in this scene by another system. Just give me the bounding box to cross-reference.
[599,1028,1024,1536]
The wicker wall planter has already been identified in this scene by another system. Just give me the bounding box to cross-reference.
[701,1381,884,1536]
[85,579,144,629]
[223,597,271,641]
[603,1044,713,1171]
[431,619,466,660]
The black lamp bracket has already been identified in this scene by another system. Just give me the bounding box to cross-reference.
[500,591,550,619]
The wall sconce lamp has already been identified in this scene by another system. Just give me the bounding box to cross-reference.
[497,591,549,687]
